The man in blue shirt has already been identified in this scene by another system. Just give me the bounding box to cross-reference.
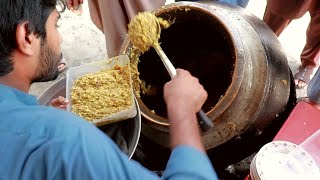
[0,0,218,179]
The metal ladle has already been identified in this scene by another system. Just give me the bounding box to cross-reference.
[153,22,213,132]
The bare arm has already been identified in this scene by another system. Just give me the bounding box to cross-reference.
[164,69,207,153]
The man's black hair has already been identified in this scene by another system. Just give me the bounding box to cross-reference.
[0,0,65,76]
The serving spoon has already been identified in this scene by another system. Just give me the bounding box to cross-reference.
[128,13,213,132]
[152,22,214,132]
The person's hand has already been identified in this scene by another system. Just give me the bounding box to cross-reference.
[164,69,208,152]
[66,0,84,10]
[51,96,69,110]
[164,69,207,114]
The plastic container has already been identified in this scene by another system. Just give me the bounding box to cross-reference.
[66,55,137,126]
[250,140,320,180]
[291,129,320,167]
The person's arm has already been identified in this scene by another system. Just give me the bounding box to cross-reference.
[162,69,218,179]
[164,69,207,152]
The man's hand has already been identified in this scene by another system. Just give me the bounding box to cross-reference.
[164,69,207,115]
[66,0,84,10]
[163,69,208,153]
[51,96,69,110]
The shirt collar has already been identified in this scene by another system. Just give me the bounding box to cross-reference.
[0,84,38,105]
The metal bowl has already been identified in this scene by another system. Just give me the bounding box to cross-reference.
[38,78,141,159]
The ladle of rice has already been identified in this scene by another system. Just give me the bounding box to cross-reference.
[128,12,176,77]
[127,12,214,132]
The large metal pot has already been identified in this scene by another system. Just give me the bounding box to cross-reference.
[120,1,295,151]
[38,78,141,159]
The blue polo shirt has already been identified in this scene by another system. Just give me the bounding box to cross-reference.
[0,84,218,180]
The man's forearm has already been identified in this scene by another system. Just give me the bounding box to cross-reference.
[167,104,206,153]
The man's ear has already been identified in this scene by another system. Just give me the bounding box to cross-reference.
[16,22,36,56]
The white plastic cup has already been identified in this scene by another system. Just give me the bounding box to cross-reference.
[281,130,320,179]
[299,129,320,166]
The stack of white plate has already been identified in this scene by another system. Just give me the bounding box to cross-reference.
[250,141,320,180]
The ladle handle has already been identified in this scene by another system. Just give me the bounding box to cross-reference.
[154,44,214,132]
[154,44,177,78]
[197,110,214,132]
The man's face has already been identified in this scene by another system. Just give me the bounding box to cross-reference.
[31,10,62,83]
